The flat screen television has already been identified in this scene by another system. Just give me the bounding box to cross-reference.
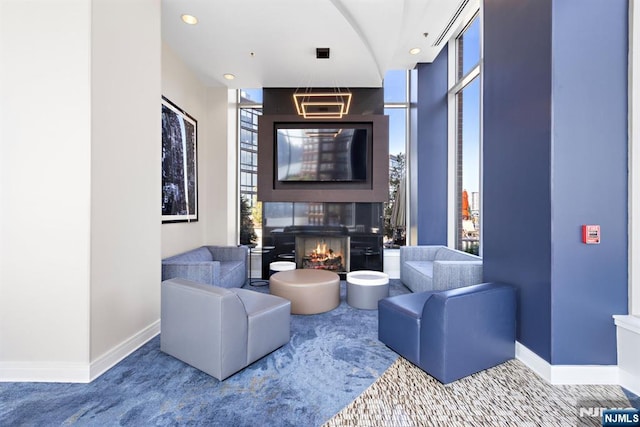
[257,115,388,203]
[275,124,370,182]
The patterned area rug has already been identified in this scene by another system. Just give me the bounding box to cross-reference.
[0,280,410,426]
[324,357,634,427]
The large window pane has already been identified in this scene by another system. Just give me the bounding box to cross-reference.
[456,77,480,254]
[238,105,262,245]
[240,89,263,104]
[384,107,406,247]
[383,70,407,103]
[453,11,481,255]
[386,108,406,156]
[458,16,480,79]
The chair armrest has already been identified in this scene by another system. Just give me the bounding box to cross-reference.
[400,245,444,263]
[419,282,516,383]
[160,278,248,380]
[208,245,248,262]
[161,261,220,285]
[432,260,483,291]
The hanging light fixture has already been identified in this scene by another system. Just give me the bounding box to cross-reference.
[292,47,352,119]
[293,91,352,119]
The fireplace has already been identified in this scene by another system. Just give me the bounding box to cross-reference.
[295,235,350,273]
[260,202,384,279]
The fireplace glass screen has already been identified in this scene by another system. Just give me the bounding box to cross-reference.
[295,236,350,273]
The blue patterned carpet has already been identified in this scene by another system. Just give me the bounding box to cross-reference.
[0,280,410,426]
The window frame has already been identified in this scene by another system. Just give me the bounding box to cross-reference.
[447,8,482,254]
[629,1,640,316]
[237,92,262,209]
[384,69,411,246]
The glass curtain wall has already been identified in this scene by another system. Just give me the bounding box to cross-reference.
[453,15,481,254]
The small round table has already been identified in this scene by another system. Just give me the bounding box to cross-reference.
[269,261,296,276]
[346,270,389,310]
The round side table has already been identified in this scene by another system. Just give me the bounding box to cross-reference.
[346,270,390,310]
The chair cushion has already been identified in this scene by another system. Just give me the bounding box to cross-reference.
[379,292,434,320]
[402,261,434,293]
[404,261,434,279]
[378,292,435,365]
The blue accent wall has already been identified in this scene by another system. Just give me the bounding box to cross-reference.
[483,0,553,362]
[483,0,628,365]
[549,0,628,364]
[416,47,448,245]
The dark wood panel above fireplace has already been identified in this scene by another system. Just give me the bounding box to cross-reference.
[257,114,389,203]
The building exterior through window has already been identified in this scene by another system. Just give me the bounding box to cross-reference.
[453,14,481,255]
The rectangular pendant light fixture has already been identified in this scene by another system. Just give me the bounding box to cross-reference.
[293,92,352,119]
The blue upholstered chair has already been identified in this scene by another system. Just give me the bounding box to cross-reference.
[378,282,516,384]
[161,278,291,380]
[162,245,248,288]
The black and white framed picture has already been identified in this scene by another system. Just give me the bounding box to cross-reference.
[162,96,198,223]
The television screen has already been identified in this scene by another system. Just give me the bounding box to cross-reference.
[276,126,368,182]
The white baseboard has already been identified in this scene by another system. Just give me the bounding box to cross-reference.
[0,361,91,383]
[619,368,640,397]
[90,320,160,381]
[0,320,160,383]
[614,315,640,396]
[515,342,619,385]
[383,249,400,279]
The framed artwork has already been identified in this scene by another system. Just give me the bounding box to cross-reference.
[162,96,198,223]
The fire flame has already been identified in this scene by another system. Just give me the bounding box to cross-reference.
[309,240,337,261]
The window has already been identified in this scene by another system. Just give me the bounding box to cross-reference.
[384,70,409,247]
[451,14,481,255]
[238,106,261,202]
[238,89,262,245]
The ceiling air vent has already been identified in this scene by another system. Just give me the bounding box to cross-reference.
[316,48,330,59]
[432,0,470,47]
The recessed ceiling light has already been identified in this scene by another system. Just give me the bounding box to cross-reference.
[181,14,198,25]
[223,73,235,80]
[409,47,421,55]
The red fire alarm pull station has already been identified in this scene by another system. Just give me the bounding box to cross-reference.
[582,225,601,244]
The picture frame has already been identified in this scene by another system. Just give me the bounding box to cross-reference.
[162,96,198,223]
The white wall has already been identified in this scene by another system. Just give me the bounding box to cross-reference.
[0,0,162,382]
[161,43,208,257]
[161,44,237,258]
[89,0,161,371]
[0,0,92,379]
[206,87,238,246]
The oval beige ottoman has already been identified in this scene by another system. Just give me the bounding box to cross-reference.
[269,269,340,314]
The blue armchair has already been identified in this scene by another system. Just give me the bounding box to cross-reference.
[378,282,516,384]
[162,246,248,288]
[400,245,483,293]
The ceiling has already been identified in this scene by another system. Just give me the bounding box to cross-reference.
[161,0,478,89]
